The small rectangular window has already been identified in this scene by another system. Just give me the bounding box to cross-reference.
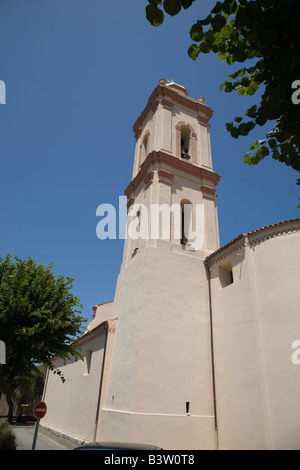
[84,349,92,375]
[219,259,234,288]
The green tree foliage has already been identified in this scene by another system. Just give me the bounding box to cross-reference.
[0,255,87,422]
[146,0,300,204]
[11,364,47,420]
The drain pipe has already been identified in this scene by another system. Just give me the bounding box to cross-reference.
[93,321,109,442]
[205,261,219,450]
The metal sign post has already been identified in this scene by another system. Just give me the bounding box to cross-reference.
[32,419,40,451]
[31,402,47,450]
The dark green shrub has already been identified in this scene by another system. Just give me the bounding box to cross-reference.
[0,430,17,450]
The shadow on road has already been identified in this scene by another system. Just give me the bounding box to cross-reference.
[10,424,68,450]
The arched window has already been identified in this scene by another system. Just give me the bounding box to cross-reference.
[180,125,191,160]
[176,122,197,163]
[180,199,192,245]
[140,132,150,165]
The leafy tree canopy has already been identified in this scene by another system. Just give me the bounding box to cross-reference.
[146,0,300,204]
[0,255,87,420]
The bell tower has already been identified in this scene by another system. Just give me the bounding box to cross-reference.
[98,80,221,450]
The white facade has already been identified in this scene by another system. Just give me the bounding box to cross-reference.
[42,80,300,450]
[97,80,221,450]
[42,303,117,444]
[207,220,300,450]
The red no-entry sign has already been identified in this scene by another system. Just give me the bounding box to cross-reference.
[34,401,47,420]
[32,401,47,450]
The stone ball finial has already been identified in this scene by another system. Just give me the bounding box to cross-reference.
[159,78,167,86]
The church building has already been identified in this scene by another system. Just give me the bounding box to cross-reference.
[42,79,300,450]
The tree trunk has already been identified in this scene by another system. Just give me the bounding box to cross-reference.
[6,392,14,424]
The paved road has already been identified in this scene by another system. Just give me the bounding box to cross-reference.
[10,424,69,450]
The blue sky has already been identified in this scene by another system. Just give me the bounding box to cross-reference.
[0,0,299,326]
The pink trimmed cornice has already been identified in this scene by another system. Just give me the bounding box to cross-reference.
[125,150,221,198]
[132,83,214,141]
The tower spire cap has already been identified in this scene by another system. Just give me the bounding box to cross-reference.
[159,78,188,96]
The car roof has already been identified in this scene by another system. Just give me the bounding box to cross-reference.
[74,441,162,450]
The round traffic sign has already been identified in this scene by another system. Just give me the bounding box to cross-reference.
[34,401,47,419]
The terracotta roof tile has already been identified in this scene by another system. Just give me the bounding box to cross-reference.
[205,219,300,263]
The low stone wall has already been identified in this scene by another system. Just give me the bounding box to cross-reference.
[40,424,92,450]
